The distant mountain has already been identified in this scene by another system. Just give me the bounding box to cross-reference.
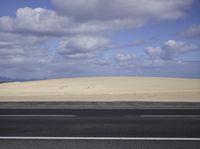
[0,77,46,83]
[0,77,15,83]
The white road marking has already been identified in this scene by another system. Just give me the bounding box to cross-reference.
[140,115,200,118]
[0,137,199,141]
[0,114,199,118]
[1,108,200,110]
[0,115,76,117]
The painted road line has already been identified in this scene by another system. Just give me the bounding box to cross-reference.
[0,137,200,141]
[0,114,199,118]
[0,115,76,117]
[140,115,200,118]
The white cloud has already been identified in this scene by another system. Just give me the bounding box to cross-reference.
[181,25,200,38]
[0,32,56,79]
[164,40,198,52]
[115,53,134,62]
[58,35,109,57]
[145,47,162,58]
[0,16,13,32]
[50,0,194,35]
[1,7,144,36]
[0,7,145,36]
[52,0,192,21]
[0,0,194,36]
[114,52,171,76]
[146,40,199,60]
[0,32,51,64]
[14,7,72,36]
[0,1,198,79]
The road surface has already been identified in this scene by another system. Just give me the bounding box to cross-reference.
[0,105,200,148]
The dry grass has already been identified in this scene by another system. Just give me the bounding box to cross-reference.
[0,77,199,102]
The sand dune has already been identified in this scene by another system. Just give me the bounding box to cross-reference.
[0,77,199,102]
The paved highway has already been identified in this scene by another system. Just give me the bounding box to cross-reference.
[0,139,200,149]
[0,107,200,148]
[0,108,200,137]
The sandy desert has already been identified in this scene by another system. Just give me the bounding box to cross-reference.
[0,77,199,102]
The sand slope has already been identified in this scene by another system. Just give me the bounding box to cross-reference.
[0,77,199,102]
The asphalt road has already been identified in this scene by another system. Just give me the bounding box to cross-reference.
[0,139,200,149]
[0,108,200,148]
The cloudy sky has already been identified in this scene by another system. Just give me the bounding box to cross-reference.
[0,0,200,80]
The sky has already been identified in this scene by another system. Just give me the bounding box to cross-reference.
[0,0,200,81]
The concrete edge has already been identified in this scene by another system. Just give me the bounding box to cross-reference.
[0,101,200,109]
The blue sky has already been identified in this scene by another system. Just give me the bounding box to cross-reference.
[0,0,200,80]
